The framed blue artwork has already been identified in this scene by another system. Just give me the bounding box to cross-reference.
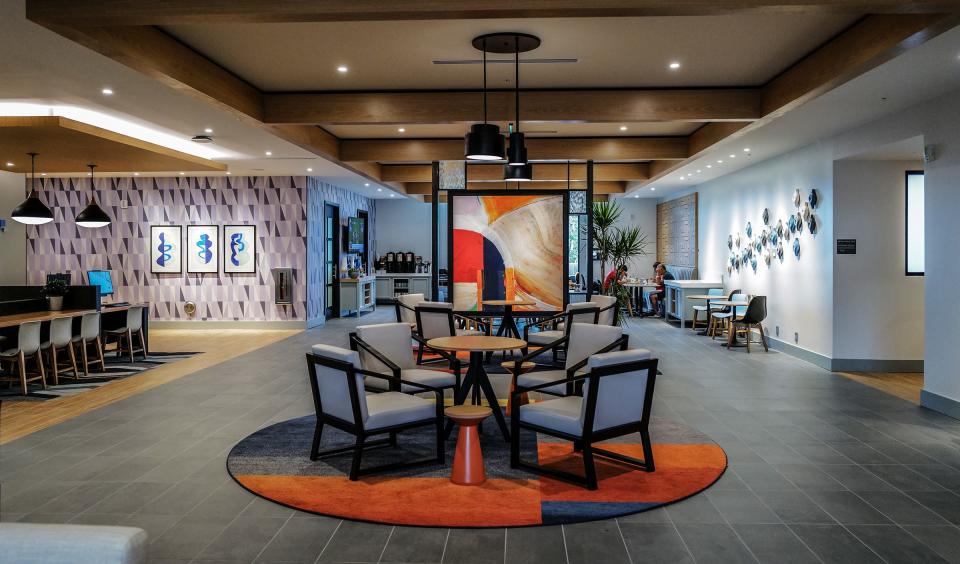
[187,225,219,274]
[224,224,256,274]
[150,225,181,274]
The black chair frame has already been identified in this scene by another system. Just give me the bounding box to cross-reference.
[413,305,490,365]
[394,299,418,329]
[510,357,658,490]
[305,352,445,481]
[522,306,601,365]
[512,333,629,398]
[349,332,462,395]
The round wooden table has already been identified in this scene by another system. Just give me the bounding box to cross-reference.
[445,405,492,485]
[428,335,526,442]
[686,294,722,335]
[482,299,535,340]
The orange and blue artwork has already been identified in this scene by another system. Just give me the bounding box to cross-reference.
[451,194,564,311]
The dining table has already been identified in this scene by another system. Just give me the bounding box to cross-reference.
[709,300,750,346]
[685,294,722,335]
[481,299,535,340]
[621,281,657,316]
[427,335,526,442]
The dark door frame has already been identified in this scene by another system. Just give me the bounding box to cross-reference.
[324,202,341,319]
[357,208,370,271]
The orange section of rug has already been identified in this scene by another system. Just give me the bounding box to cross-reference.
[235,475,543,527]
[537,443,727,503]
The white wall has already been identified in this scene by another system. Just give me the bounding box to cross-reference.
[593,197,659,279]
[696,143,835,357]
[0,171,26,284]
[374,199,447,268]
[833,159,924,361]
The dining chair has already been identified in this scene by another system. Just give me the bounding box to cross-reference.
[728,295,769,352]
[0,321,46,395]
[523,302,601,364]
[41,316,79,385]
[72,312,105,376]
[709,290,745,340]
[393,293,424,329]
[692,288,725,331]
[104,306,146,363]
[414,302,490,364]
[350,322,460,395]
[512,322,628,400]
[511,348,658,490]
[306,344,445,481]
[589,295,619,326]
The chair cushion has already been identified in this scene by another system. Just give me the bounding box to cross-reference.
[691,305,707,312]
[0,348,18,357]
[357,323,415,371]
[365,392,437,430]
[712,312,733,319]
[456,328,483,337]
[365,368,455,392]
[565,323,623,370]
[583,349,653,431]
[310,344,368,424]
[527,330,564,344]
[519,396,583,435]
[0,523,148,564]
[517,369,569,395]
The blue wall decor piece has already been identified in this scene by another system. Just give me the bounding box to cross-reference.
[808,189,820,208]
[777,243,784,261]
[762,208,770,225]
[750,257,758,272]
[793,238,801,258]
[735,234,741,248]
[759,229,768,247]
[788,215,797,233]
[745,222,753,238]
[802,201,812,223]
[793,188,802,207]
[776,219,784,238]
[807,214,818,235]
[770,231,779,246]
[727,234,733,250]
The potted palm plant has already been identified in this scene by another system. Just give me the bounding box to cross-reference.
[41,278,69,311]
[591,201,622,280]
[609,226,651,322]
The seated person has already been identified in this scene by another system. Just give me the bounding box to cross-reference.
[602,264,628,293]
[647,263,674,317]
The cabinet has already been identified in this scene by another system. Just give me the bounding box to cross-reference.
[374,274,432,304]
[339,276,376,317]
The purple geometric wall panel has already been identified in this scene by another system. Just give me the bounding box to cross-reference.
[26,176,308,322]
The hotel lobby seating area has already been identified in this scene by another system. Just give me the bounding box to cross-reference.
[4,2,960,562]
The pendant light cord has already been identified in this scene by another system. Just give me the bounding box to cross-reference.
[88,164,97,204]
[482,38,488,124]
[29,152,37,196]
[515,36,520,131]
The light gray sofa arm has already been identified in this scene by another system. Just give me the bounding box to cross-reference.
[0,523,147,563]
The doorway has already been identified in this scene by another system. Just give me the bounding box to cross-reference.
[357,209,370,270]
[324,203,341,319]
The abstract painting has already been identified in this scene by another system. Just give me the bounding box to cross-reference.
[451,193,565,312]
[224,224,256,274]
[150,225,181,274]
[187,225,218,273]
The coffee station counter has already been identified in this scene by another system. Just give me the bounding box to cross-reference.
[375,271,431,303]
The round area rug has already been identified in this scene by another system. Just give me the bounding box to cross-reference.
[227,414,726,527]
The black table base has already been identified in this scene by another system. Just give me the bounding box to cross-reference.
[446,350,510,442]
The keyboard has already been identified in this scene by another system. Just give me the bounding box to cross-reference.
[104,301,130,307]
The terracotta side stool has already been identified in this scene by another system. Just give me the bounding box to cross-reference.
[446,405,492,486]
[501,361,535,415]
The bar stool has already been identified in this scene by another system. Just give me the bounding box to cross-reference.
[105,306,145,363]
[0,321,46,395]
[72,312,105,375]
[42,316,79,385]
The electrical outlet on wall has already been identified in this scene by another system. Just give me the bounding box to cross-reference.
[120,199,129,209]
[794,332,799,344]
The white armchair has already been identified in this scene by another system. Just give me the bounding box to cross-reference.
[350,322,460,394]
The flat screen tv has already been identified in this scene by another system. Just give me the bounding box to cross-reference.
[87,270,114,298]
[347,217,365,252]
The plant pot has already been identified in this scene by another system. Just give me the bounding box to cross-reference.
[48,296,63,311]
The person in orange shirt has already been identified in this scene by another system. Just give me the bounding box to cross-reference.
[602,264,628,293]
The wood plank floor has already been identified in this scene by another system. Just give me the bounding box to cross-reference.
[0,329,299,445]
[837,371,923,404]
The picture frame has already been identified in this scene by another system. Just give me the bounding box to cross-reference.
[150,225,182,274]
[223,224,256,274]
[186,225,219,273]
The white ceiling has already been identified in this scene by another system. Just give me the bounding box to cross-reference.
[0,0,399,199]
[165,15,858,91]
[625,24,960,199]
[326,121,700,139]
[841,135,924,161]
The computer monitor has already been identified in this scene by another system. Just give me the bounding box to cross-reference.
[87,270,114,299]
[46,272,71,285]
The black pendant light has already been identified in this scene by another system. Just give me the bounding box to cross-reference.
[75,164,112,228]
[464,37,505,161]
[11,152,54,225]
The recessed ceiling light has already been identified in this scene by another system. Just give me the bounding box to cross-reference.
[265,151,272,156]
[204,128,213,134]
[364,183,370,187]
[619,126,628,131]
[717,160,723,163]
[743,147,751,152]
[133,172,139,176]
[706,165,712,168]
[668,62,681,70]
[5,162,13,167]
[634,194,639,198]
[337,65,348,73]
[680,176,685,180]
[377,188,382,192]
[729,154,736,158]
[306,167,313,172]
[40,173,46,176]
[398,127,405,133]
[101,88,113,95]
[390,193,395,197]
[226,171,231,175]
[696,170,701,173]
[650,187,656,191]
[179,172,184,175]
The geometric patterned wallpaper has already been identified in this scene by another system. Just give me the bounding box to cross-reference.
[25,175,372,323]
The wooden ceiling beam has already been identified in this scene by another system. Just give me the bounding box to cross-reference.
[263,89,761,125]
[380,162,649,182]
[405,181,625,195]
[342,138,687,163]
[26,0,959,26]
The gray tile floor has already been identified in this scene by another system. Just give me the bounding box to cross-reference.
[3,309,960,563]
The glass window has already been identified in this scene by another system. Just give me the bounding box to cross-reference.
[906,171,924,276]
[568,215,579,275]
